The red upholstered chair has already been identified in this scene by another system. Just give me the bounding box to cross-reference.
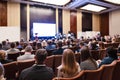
[100,60,116,80]
[53,66,103,80]
[17,59,35,76]
[7,53,20,61]
[3,61,18,80]
[54,55,62,76]
[112,60,120,80]
[52,70,85,80]
[44,55,54,69]
[75,53,80,63]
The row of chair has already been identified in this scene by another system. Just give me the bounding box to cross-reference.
[3,59,35,80]
[52,60,120,80]
[99,42,119,49]
[4,49,108,80]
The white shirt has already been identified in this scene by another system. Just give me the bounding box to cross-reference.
[17,52,35,61]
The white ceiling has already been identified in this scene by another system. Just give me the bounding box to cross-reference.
[5,0,120,14]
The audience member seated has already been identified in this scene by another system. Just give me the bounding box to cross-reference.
[19,49,54,80]
[32,41,37,50]
[53,41,64,55]
[98,46,118,67]
[17,46,34,61]
[6,42,20,54]
[57,49,81,78]
[0,63,6,80]
[15,41,23,51]
[45,40,56,50]
[62,39,72,49]
[0,50,13,64]
[1,41,9,50]
[80,46,98,70]
[89,42,99,50]
[78,42,85,52]
[41,40,47,48]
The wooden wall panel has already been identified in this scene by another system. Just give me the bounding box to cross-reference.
[30,5,56,40]
[0,1,7,26]
[20,4,27,40]
[82,12,92,31]
[58,9,63,34]
[70,10,77,38]
[100,12,109,36]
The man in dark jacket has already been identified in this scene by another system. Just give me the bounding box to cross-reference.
[19,49,54,80]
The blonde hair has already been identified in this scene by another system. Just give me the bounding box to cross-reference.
[61,49,78,76]
[0,51,6,60]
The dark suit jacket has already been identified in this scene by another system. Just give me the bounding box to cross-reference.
[53,48,64,55]
[19,64,54,80]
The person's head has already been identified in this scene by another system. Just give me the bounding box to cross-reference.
[2,41,6,46]
[47,40,52,45]
[34,49,47,64]
[0,51,6,60]
[10,42,16,48]
[80,46,91,61]
[79,42,84,48]
[25,46,33,52]
[57,41,63,48]
[62,49,77,75]
[106,46,118,59]
[89,42,98,50]
[15,41,19,46]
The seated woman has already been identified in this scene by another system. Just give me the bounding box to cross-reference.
[57,49,80,78]
[0,63,6,80]
[80,46,98,70]
[0,50,12,64]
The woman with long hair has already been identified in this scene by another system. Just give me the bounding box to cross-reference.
[80,46,98,70]
[57,49,80,78]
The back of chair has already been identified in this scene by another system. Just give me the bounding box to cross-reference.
[83,67,103,80]
[7,53,20,61]
[101,61,116,80]
[112,60,120,80]
[52,70,85,80]
[75,53,80,63]
[17,59,35,75]
[44,55,54,69]
[54,55,62,76]
[3,61,17,80]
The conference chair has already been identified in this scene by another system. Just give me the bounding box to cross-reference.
[54,55,62,76]
[3,61,18,80]
[100,60,116,80]
[7,52,20,61]
[75,53,81,63]
[112,60,120,80]
[17,59,35,77]
[44,55,54,69]
[53,65,103,80]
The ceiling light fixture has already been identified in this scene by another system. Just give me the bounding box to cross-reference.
[80,4,107,12]
[31,0,71,6]
[104,0,120,4]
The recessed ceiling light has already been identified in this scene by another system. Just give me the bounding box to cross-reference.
[104,0,120,4]
[31,0,71,6]
[80,4,107,12]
